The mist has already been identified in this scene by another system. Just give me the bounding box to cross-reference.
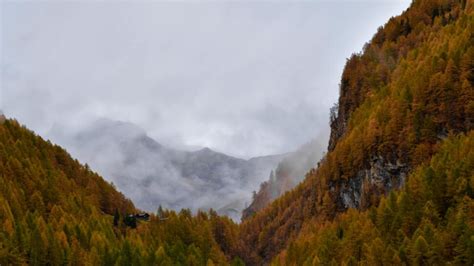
[2,1,410,158]
[1,1,411,220]
[49,118,286,221]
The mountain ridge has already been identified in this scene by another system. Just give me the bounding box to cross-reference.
[236,0,473,264]
[0,118,238,264]
[48,118,287,221]
[0,0,472,264]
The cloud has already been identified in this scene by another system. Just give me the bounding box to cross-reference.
[1,0,411,220]
[47,118,285,221]
[1,1,410,159]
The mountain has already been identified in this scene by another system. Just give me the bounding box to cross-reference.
[0,118,242,264]
[49,118,285,221]
[1,0,473,264]
[237,0,474,264]
[242,139,325,220]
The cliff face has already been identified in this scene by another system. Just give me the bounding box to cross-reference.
[332,155,409,211]
[325,0,473,212]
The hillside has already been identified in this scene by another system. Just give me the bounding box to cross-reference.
[49,118,284,220]
[242,139,324,220]
[0,119,242,265]
[0,0,472,265]
[237,0,473,264]
[275,130,474,265]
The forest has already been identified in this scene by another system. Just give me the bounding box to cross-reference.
[0,0,473,265]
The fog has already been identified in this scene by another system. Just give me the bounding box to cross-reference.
[49,118,285,221]
[1,1,411,219]
[2,0,410,158]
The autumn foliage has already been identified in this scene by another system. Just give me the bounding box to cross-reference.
[0,0,473,265]
[237,0,473,264]
[0,120,241,265]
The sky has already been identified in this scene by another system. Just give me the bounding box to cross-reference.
[1,0,411,159]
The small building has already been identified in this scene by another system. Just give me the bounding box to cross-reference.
[123,213,150,228]
[135,213,150,221]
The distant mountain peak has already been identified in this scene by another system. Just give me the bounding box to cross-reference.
[198,147,213,152]
[48,118,285,221]
[91,118,146,137]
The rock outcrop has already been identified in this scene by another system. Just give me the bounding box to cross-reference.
[331,155,409,211]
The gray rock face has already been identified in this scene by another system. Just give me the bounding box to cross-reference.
[332,155,409,210]
[339,177,362,209]
[328,103,347,152]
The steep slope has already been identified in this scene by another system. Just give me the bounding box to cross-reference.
[242,139,324,220]
[237,0,473,264]
[0,118,241,265]
[49,119,284,220]
[1,0,473,264]
[276,131,474,265]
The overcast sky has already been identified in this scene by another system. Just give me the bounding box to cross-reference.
[1,0,410,159]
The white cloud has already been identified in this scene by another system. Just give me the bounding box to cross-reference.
[1,0,410,158]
